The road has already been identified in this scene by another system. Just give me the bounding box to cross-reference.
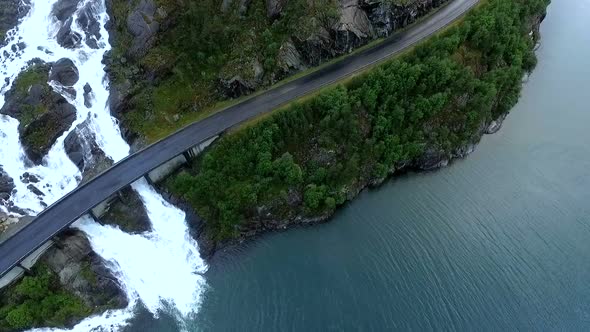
[0,0,479,277]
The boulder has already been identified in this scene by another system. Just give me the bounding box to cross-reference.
[76,1,101,49]
[64,117,113,179]
[49,58,79,86]
[0,167,14,201]
[277,39,304,74]
[333,1,373,53]
[101,187,152,233]
[42,230,128,309]
[20,172,40,184]
[20,100,76,164]
[126,0,159,59]
[83,83,93,108]
[0,61,78,164]
[414,148,449,170]
[486,113,507,135]
[56,17,83,48]
[51,0,81,21]
[294,27,335,66]
[26,184,45,196]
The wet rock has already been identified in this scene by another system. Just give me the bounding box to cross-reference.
[0,0,31,47]
[126,0,160,59]
[64,117,111,177]
[101,187,152,233]
[52,0,81,21]
[0,167,15,201]
[486,113,507,135]
[42,230,128,309]
[26,183,45,196]
[20,172,40,184]
[56,18,83,48]
[77,1,102,49]
[50,58,79,86]
[414,148,449,171]
[64,132,85,171]
[83,83,93,107]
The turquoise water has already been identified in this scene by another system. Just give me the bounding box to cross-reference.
[126,0,590,330]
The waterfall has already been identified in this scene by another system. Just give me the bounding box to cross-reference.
[0,0,207,330]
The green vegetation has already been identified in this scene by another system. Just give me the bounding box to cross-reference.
[0,265,91,331]
[110,0,341,141]
[166,0,550,241]
[10,64,52,128]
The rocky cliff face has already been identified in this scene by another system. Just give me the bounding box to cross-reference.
[219,0,451,93]
[104,0,451,144]
[42,230,128,310]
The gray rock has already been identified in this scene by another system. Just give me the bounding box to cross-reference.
[64,117,112,179]
[0,0,31,47]
[52,0,81,21]
[126,0,159,59]
[56,17,83,49]
[83,83,93,108]
[21,101,76,164]
[101,187,152,233]
[26,183,45,196]
[0,167,15,201]
[334,1,373,53]
[42,230,128,309]
[77,1,100,37]
[486,113,507,135]
[20,172,40,184]
[277,39,304,74]
[50,58,79,86]
[415,148,449,171]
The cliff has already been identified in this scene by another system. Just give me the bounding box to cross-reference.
[104,0,453,143]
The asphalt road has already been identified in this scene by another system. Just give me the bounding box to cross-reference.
[0,0,479,277]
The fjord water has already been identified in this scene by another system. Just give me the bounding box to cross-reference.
[125,0,590,330]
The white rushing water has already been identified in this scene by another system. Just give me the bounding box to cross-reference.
[0,0,207,330]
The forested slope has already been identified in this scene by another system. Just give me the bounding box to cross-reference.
[163,0,550,255]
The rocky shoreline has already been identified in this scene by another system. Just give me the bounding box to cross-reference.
[157,112,508,261]
[154,8,546,262]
